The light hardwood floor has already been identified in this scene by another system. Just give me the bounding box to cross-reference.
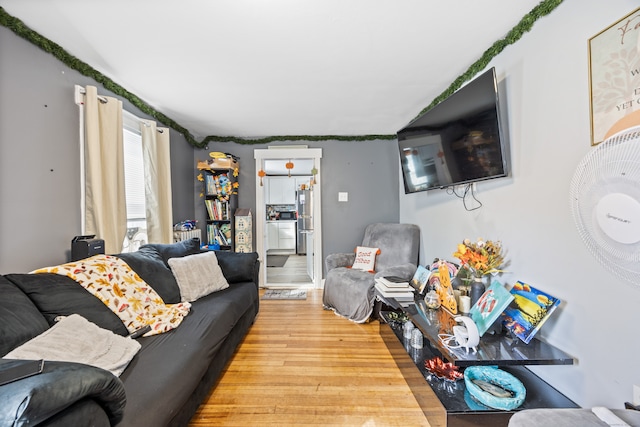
[188,289,431,426]
[266,253,313,287]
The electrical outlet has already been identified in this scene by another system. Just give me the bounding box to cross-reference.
[633,385,640,406]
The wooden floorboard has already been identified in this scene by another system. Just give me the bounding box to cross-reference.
[189,289,431,426]
[266,253,313,285]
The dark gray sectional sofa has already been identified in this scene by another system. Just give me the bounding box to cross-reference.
[0,238,260,426]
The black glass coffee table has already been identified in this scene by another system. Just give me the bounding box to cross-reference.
[377,293,578,427]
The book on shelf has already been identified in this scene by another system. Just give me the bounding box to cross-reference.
[216,199,229,220]
[376,290,414,300]
[206,224,213,245]
[376,290,415,299]
[375,279,413,291]
[204,174,217,196]
[213,200,221,220]
[375,281,415,299]
[501,281,561,344]
[207,223,230,246]
[206,224,216,245]
[205,199,214,221]
[377,276,410,287]
[205,199,229,221]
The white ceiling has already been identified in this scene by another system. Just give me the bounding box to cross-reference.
[1,0,541,139]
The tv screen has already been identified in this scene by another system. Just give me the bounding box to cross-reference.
[397,67,508,194]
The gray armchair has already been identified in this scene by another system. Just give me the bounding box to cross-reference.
[322,223,420,323]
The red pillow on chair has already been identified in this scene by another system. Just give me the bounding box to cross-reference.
[350,246,380,273]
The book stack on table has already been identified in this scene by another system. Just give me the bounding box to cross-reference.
[375,276,415,301]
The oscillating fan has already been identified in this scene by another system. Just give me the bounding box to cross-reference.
[570,125,640,285]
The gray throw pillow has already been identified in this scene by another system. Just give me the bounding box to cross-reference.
[168,251,229,302]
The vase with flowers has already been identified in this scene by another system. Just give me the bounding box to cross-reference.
[453,238,506,307]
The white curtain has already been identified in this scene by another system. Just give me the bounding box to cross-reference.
[141,120,173,244]
[83,85,127,254]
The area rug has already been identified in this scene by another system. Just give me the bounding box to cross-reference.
[261,289,307,300]
[266,255,289,267]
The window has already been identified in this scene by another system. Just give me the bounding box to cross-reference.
[121,114,148,252]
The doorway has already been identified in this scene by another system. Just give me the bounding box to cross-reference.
[254,148,322,289]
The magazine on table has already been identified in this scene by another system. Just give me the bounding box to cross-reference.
[377,276,410,288]
[375,282,415,301]
[410,265,431,294]
[501,281,561,344]
[469,279,514,337]
[375,280,414,299]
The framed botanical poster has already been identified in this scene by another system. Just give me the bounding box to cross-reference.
[588,7,640,145]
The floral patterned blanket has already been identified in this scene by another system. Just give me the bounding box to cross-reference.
[32,254,191,336]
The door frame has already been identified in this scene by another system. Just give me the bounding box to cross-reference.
[254,148,323,289]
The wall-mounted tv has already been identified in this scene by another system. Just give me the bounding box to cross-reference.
[397,67,508,194]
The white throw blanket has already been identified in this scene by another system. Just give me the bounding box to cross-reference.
[4,314,141,377]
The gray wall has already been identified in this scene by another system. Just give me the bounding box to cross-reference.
[198,139,400,275]
[0,25,195,273]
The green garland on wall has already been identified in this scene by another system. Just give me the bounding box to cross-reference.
[0,0,562,148]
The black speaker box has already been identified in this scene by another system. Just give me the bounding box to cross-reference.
[71,235,105,261]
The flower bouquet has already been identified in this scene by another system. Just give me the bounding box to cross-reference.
[453,238,506,279]
[453,238,507,307]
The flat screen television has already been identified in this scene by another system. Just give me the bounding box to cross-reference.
[397,67,508,194]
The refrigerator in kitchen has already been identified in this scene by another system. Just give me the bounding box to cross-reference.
[295,189,313,255]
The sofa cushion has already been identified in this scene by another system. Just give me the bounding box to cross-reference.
[168,251,229,302]
[4,273,129,336]
[213,251,259,284]
[0,276,49,357]
[140,238,201,266]
[116,247,181,303]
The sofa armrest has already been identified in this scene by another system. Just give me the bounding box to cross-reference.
[211,251,260,286]
[0,360,126,427]
[325,253,355,272]
[374,263,417,282]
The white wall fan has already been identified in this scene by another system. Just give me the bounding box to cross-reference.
[570,125,640,286]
